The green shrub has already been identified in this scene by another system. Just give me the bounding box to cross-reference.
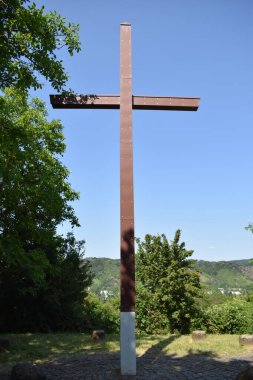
[83,293,119,333]
[192,299,253,334]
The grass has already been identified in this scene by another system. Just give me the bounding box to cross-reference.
[136,334,253,357]
[0,333,252,370]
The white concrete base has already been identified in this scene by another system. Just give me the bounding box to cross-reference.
[120,311,136,375]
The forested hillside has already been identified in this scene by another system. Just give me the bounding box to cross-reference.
[195,260,253,291]
[89,257,253,296]
[88,258,120,296]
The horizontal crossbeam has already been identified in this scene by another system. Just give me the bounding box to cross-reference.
[50,95,120,109]
[50,94,200,111]
[133,96,200,111]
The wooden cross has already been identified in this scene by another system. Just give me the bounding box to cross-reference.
[50,22,200,375]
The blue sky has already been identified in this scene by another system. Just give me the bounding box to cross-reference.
[34,0,253,261]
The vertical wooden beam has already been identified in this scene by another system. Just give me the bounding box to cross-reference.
[120,23,135,313]
[120,22,136,375]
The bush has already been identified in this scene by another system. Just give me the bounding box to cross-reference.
[192,299,253,334]
[83,293,119,333]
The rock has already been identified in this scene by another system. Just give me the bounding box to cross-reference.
[91,330,105,340]
[11,363,46,380]
[236,367,253,380]
[0,338,10,351]
[239,335,253,346]
[192,330,207,340]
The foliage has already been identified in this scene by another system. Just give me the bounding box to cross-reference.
[0,0,80,91]
[0,88,79,252]
[192,298,253,334]
[205,301,253,334]
[0,232,94,332]
[136,230,202,334]
[0,89,94,332]
[197,291,227,309]
[136,284,170,334]
[244,290,253,302]
[83,293,120,333]
[37,233,94,332]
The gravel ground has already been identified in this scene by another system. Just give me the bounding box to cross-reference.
[0,352,252,380]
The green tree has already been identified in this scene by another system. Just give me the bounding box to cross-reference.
[136,230,202,334]
[0,88,79,241]
[0,88,92,331]
[0,232,94,332]
[39,232,93,332]
[0,0,80,91]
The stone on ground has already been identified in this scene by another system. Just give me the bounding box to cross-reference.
[92,330,105,340]
[192,330,207,340]
[239,335,253,346]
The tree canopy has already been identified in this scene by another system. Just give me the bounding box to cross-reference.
[136,231,202,334]
[1,88,79,244]
[0,0,80,91]
[0,2,95,332]
[0,89,93,331]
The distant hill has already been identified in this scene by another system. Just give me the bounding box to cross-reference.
[88,258,120,295]
[88,257,253,296]
[195,260,253,291]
